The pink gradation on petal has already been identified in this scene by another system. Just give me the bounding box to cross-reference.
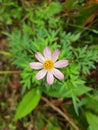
[29,62,43,70]
[47,71,54,85]
[44,46,51,59]
[35,52,45,63]
[52,49,60,62]
[36,69,47,80]
[54,60,68,68]
[53,68,64,80]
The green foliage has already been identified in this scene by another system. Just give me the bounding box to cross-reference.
[86,112,98,130]
[3,0,98,125]
[46,116,61,130]
[34,111,45,130]
[72,46,98,74]
[0,1,22,25]
[43,2,63,19]
[34,111,61,130]
[76,4,98,26]
[85,95,98,114]
[44,82,91,98]
[65,0,79,10]
[14,88,41,120]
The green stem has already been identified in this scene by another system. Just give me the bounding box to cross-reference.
[0,71,21,74]
[0,51,13,56]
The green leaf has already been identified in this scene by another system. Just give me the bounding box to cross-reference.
[72,93,79,115]
[65,86,91,98]
[14,88,41,120]
[69,32,81,42]
[44,82,91,98]
[86,112,98,130]
[45,2,63,18]
[85,96,98,114]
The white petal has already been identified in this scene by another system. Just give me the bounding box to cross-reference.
[47,71,54,85]
[55,60,68,68]
[36,69,47,80]
[44,46,51,59]
[53,68,64,80]
[35,52,45,63]
[29,62,43,70]
[52,49,60,62]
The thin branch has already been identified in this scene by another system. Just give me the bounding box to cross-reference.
[42,96,80,130]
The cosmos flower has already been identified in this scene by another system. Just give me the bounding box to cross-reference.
[29,46,68,85]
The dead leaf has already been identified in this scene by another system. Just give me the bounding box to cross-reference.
[51,98,64,106]
[87,0,98,6]
[84,11,98,26]
[83,1,98,26]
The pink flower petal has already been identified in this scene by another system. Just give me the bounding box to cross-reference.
[47,71,54,85]
[35,52,45,63]
[52,68,64,80]
[54,60,68,68]
[36,69,47,80]
[52,49,60,62]
[29,62,43,70]
[44,46,51,59]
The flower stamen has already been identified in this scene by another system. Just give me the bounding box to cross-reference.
[43,60,54,70]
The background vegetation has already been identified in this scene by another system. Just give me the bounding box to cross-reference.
[0,0,98,130]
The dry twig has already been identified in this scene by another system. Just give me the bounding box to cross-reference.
[42,96,80,130]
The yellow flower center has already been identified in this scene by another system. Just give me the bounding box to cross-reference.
[43,60,54,70]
